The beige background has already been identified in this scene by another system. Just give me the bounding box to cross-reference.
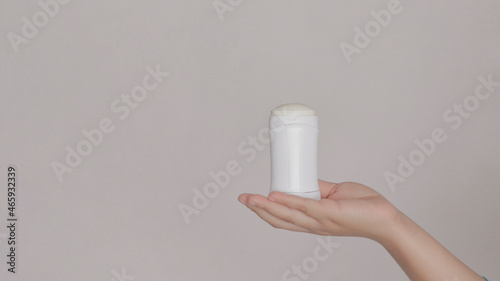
[1,0,499,280]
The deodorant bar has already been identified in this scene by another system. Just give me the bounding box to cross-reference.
[269,104,321,200]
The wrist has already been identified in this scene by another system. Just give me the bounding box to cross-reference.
[373,210,415,247]
[372,210,485,281]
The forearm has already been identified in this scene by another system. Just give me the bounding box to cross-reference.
[379,212,483,281]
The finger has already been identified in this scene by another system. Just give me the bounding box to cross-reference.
[238,193,250,205]
[238,193,271,207]
[245,194,322,230]
[328,182,380,200]
[246,204,311,232]
[318,179,339,198]
[268,192,330,219]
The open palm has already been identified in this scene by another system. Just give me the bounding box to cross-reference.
[238,180,400,241]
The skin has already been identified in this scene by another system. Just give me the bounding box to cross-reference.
[238,180,484,281]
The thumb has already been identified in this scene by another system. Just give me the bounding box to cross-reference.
[319,181,381,200]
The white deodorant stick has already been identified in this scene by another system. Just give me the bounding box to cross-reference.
[269,103,321,200]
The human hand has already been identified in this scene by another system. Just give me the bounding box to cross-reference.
[238,180,401,242]
[239,180,486,280]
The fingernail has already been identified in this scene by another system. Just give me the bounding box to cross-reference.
[238,198,246,205]
[248,200,257,207]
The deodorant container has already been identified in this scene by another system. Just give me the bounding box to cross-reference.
[269,103,321,200]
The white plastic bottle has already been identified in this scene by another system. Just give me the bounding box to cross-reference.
[269,103,321,200]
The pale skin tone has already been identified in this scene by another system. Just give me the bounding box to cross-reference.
[238,180,484,281]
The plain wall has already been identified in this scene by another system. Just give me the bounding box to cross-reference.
[1,0,499,280]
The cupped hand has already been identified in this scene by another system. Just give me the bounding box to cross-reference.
[238,180,401,242]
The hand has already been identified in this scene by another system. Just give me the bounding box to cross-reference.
[238,180,401,242]
[239,180,486,281]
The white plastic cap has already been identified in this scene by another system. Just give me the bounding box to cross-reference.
[271,103,316,116]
